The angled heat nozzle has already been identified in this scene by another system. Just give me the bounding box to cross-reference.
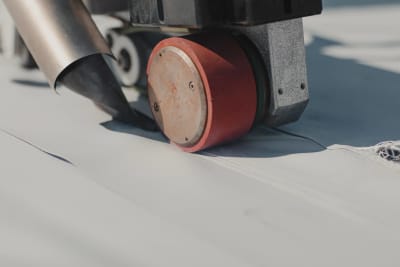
[3,0,156,130]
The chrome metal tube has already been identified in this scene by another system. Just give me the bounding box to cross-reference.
[3,0,111,88]
[3,0,156,130]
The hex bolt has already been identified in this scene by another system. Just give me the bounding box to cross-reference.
[153,102,160,112]
[189,81,195,90]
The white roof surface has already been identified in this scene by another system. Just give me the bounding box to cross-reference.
[0,3,399,267]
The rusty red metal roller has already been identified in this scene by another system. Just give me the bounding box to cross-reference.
[147,32,257,152]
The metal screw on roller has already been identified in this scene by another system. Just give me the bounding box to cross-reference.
[189,81,195,90]
[153,102,160,113]
[147,32,257,152]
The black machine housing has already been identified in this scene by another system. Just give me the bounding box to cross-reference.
[130,0,323,28]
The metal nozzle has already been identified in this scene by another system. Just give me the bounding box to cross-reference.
[3,0,111,87]
[3,0,156,130]
[59,54,157,131]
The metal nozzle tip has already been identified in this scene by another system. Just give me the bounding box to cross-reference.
[58,54,156,131]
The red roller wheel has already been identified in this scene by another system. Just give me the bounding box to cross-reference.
[147,32,257,152]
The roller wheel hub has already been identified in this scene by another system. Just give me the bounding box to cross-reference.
[147,32,257,152]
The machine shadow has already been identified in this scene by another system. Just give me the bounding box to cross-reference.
[205,36,400,158]
[324,0,399,8]
[103,36,399,158]
[12,78,49,88]
[100,119,166,143]
[203,127,325,158]
[101,96,167,143]
[281,36,400,149]
[103,96,325,158]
